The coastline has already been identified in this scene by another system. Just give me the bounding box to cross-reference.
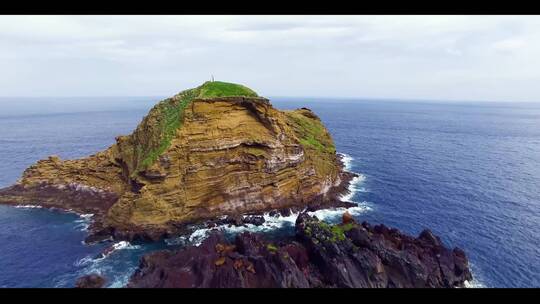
[0,151,363,246]
[1,152,479,288]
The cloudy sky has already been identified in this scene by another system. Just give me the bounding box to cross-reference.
[1,15,539,102]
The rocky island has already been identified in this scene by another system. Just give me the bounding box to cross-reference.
[0,81,473,288]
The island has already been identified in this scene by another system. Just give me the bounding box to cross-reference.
[0,81,473,288]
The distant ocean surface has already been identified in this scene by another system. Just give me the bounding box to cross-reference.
[0,96,539,288]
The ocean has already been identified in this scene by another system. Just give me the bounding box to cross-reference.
[0,96,539,288]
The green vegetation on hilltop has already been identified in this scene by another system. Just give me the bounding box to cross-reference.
[198,81,258,98]
[131,81,259,175]
[286,110,336,154]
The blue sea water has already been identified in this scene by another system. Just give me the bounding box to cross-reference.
[0,96,539,288]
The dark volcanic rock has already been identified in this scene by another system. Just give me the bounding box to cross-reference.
[243,215,265,226]
[75,274,106,288]
[296,213,473,288]
[127,232,311,288]
[207,214,266,229]
[127,213,473,288]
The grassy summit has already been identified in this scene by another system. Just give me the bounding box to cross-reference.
[120,80,335,180]
[198,81,258,98]
[127,81,259,175]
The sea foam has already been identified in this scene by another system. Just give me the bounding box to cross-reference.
[75,241,140,267]
[463,280,486,288]
[337,152,368,202]
[14,204,43,209]
[111,241,140,251]
[339,174,366,202]
[338,152,354,171]
[74,213,94,231]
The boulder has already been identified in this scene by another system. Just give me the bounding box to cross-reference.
[75,274,106,288]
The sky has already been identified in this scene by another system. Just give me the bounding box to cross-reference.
[1,15,539,102]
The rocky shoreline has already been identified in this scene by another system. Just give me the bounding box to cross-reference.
[103,161,357,244]
[4,144,476,288]
[125,212,473,288]
[0,154,358,246]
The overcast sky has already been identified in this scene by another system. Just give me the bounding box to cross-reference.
[1,15,539,102]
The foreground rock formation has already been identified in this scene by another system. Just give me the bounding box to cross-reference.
[127,212,473,288]
[0,81,353,242]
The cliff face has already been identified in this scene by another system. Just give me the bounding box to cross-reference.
[0,81,349,240]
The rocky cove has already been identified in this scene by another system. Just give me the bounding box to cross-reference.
[0,81,473,288]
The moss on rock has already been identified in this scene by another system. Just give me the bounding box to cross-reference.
[285,109,336,154]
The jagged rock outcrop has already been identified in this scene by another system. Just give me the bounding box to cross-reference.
[0,81,352,241]
[75,274,107,288]
[127,213,473,288]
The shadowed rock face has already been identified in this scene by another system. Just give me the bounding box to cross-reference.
[0,82,348,242]
[127,213,473,288]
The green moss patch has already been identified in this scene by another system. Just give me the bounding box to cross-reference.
[313,221,355,243]
[286,110,336,154]
[266,243,278,252]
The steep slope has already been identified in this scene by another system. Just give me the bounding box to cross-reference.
[0,81,353,241]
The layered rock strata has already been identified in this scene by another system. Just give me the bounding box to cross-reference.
[0,81,350,241]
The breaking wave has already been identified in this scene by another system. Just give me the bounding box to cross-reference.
[463,262,487,288]
[339,174,367,202]
[74,213,94,231]
[74,241,140,267]
[167,203,372,248]
[110,241,140,251]
[338,152,354,171]
[463,280,486,288]
[14,204,42,209]
[108,267,138,288]
[337,152,369,202]
[67,240,144,288]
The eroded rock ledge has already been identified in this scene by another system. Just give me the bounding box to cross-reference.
[127,212,473,288]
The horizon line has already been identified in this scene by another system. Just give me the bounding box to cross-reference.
[0,94,538,104]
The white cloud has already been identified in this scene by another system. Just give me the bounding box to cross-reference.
[0,15,539,102]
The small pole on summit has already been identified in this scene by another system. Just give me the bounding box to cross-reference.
[211,75,214,82]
